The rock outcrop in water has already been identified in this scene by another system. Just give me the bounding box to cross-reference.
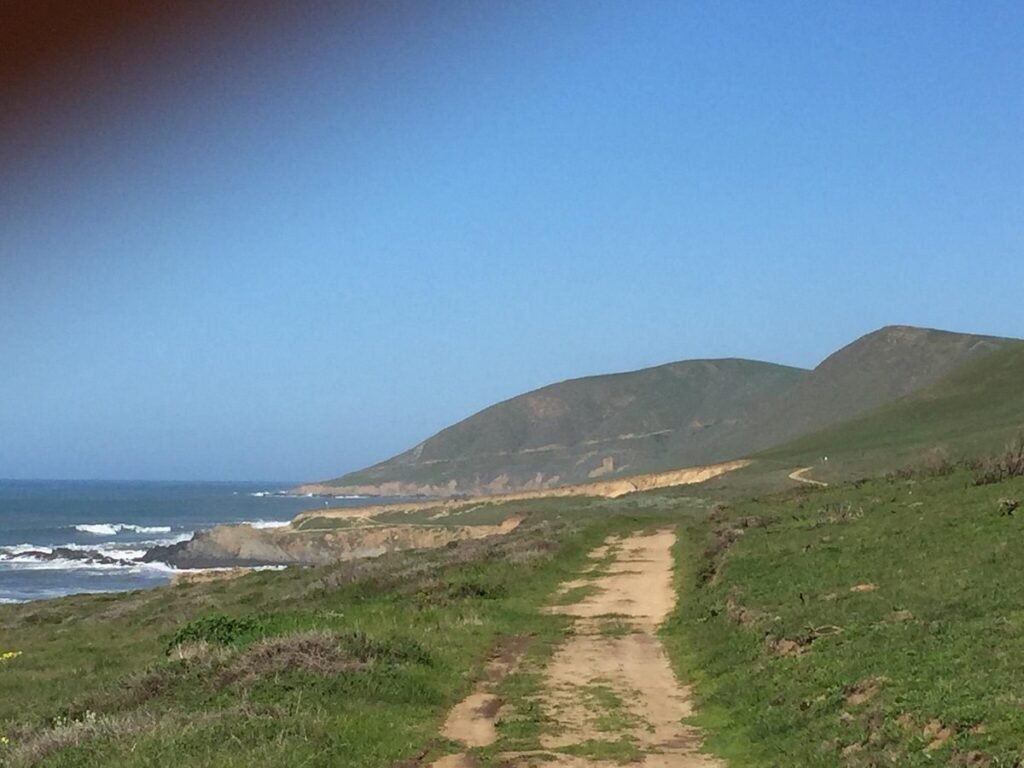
[6,548,130,567]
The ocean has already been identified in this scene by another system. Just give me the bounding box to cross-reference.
[0,480,373,603]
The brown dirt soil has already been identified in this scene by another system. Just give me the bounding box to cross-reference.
[528,530,721,767]
[169,568,253,586]
[429,636,531,768]
[432,530,723,767]
[441,693,502,748]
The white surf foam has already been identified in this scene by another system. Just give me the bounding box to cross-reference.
[243,520,290,529]
[0,554,174,573]
[74,523,173,536]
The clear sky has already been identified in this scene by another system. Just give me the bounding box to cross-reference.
[1,1,1021,481]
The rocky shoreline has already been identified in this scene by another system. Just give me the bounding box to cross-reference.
[138,460,748,570]
[140,517,525,569]
[11,547,133,567]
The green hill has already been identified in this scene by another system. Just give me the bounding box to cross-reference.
[333,358,806,495]
[734,325,1008,455]
[316,326,1013,496]
[749,339,1024,483]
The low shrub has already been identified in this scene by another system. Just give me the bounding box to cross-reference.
[336,630,433,666]
[166,613,265,653]
[220,631,353,686]
[973,436,1024,486]
[887,447,961,481]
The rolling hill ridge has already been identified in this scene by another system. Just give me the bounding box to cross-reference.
[306,325,1013,496]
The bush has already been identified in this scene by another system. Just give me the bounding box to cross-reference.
[220,631,353,686]
[887,447,961,481]
[337,630,433,666]
[166,613,264,653]
[973,436,1024,486]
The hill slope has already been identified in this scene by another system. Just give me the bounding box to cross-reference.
[731,325,1008,455]
[751,339,1024,483]
[323,359,806,495]
[313,326,1012,496]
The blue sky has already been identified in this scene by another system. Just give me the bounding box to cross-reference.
[1,1,1021,481]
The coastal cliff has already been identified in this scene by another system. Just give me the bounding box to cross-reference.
[143,517,523,568]
[148,460,748,568]
[291,459,750,500]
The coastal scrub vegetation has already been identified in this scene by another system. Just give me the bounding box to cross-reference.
[5,438,1024,764]
[0,516,641,767]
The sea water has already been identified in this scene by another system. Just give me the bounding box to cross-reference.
[0,480,373,603]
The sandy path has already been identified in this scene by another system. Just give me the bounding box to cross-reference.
[431,530,722,768]
[788,466,828,487]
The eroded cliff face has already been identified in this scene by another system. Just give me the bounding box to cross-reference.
[144,517,523,568]
[292,459,749,500]
[291,473,562,499]
[146,460,748,569]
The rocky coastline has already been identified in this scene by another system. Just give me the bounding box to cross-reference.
[141,517,525,569]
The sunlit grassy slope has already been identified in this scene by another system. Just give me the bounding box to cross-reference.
[751,341,1024,483]
[665,469,1024,767]
[327,326,1011,494]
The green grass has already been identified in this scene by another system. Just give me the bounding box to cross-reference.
[8,377,1024,768]
[596,618,634,637]
[0,515,644,768]
[585,683,642,733]
[662,469,1024,766]
[751,341,1024,484]
[559,737,644,763]
[551,584,600,605]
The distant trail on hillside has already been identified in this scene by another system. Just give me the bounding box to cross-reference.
[788,467,828,487]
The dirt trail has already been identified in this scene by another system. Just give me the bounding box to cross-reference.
[431,531,722,768]
[788,466,828,487]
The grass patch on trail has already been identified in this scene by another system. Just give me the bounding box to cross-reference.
[585,683,642,733]
[559,737,644,763]
[663,469,1024,767]
[551,584,600,605]
[596,618,634,637]
[0,514,645,768]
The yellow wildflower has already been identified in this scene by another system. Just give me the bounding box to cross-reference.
[0,650,22,662]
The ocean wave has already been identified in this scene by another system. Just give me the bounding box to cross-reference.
[0,542,178,572]
[0,553,175,574]
[1,543,45,556]
[132,533,193,548]
[335,494,369,500]
[243,520,291,529]
[0,537,189,561]
[74,523,173,536]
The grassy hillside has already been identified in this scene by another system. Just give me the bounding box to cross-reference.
[664,467,1024,767]
[333,358,806,493]
[319,326,1011,496]
[728,325,1009,457]
[748,340,1024,484]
